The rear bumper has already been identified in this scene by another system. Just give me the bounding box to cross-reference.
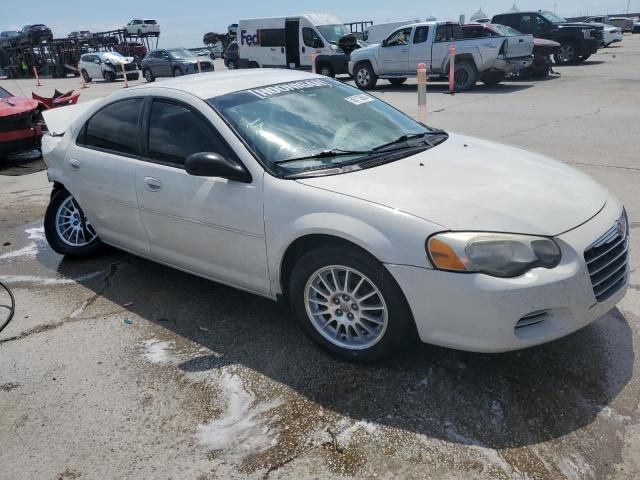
[495,55,534,72]
[0,126,43,153]
[386,199,628,353]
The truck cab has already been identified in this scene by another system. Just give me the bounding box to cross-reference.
[492,11,603,64]
[238,14,350,77]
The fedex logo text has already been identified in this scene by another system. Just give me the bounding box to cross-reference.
[241,30,259,46]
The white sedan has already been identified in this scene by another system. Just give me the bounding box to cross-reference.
[41,70,629,361]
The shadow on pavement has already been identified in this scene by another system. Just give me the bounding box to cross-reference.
[57,249,634,450]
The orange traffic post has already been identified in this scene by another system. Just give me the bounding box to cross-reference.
[121,63,129,88]
[78,63,89,89]
[448,45,456,95]
[417,63,427,124]
[33,66,42,87]
[311,52,317,74]
[197,58,202,74]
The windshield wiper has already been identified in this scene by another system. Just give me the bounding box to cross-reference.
[274,148,372,165]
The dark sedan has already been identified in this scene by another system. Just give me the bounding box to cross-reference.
[141,48,214,82]
[19,24,53,46]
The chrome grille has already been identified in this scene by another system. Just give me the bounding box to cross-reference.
[584,213,629,302]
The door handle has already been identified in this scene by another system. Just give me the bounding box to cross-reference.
[281,47,285,53]
[302,46,306,53]
[519,38,524,43]
[69,158,80,170]
[144,176,162,191]
[270,47,276,51]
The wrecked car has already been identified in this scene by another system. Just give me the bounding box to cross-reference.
[0,86,44,157]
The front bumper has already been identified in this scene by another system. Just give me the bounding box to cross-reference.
[387,199,629,353]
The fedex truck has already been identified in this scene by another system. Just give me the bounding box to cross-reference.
[237,14,351,77]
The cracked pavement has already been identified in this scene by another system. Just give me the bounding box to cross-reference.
[1,36,640,480]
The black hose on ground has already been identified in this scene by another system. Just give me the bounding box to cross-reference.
[0,281,15,334]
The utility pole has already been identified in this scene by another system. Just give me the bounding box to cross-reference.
[627,0,631,14]
[554,1,557,14]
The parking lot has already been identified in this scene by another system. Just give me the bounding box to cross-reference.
[1,34,640,480]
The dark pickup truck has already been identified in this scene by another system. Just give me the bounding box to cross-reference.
[492,10,603,65]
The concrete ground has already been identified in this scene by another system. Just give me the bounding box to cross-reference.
[1,35,639,480]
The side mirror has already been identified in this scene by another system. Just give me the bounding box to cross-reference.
[184,152,251,183]
[382,39,388,47]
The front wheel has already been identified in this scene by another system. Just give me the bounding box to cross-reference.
[173,67,183,77]
[554,41,579,65]
[44,190,101,256]
[226,60,237,70]
[289,246,412,361]
[144,68,155,82]
[103,70,116,82]
[354,62,378,90]
[318,62,335,78]
[578,54,592,62]
[81,69,91,82]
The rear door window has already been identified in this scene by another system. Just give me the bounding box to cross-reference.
[147,100,234,167]
[413,26,429,44]
[80,98,143,155]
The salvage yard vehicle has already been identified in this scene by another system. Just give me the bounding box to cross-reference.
[238,14,351,77]
[68,31,92,40]
[349,21,533,90]
[18,24,54,46]
[0,31,20,48]
[492,11,603,64]
[0,86,44,157]
[124,19,160,36]
[79,52,139,82]
[582,19,624,47]
[40,70,629,361]
[141,48,214,82]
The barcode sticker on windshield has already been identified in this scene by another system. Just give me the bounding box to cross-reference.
[344,94,374,105]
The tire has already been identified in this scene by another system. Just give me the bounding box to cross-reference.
[226,60,237,70]
[388,77,407,85]
[289,246,413,361]
[81,69,91,82]
[480,70,506,85]
[318,62,335,78]
[44,190,101,257]
[173,67,183,77]
[143,68,154,82]
[578,54,592,62]
[103,70,116,82]
[554,40,579,65]
[453,60,478,91]
[354,62,378,90]
[248,61,260,68]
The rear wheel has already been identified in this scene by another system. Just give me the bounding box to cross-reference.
[144,68,155,82]
[289,246,412,361]
[388,77,407,85]
[173,67,183,77]
[44,190,101,256]
[318,62,335,77]
[453,60,478,91]
[354,62,378,90]
[480,70,506,85]
[103,70,116,82]
[81,69,91,82]
[554,40,579,65]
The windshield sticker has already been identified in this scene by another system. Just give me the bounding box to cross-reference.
[344,94,374,106]
[247,79,333,99]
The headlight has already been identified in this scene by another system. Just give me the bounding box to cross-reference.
[426,232,561,278]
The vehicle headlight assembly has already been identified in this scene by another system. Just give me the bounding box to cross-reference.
[426,232,561,278]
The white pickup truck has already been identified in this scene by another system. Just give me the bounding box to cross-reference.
[348,21,533,90]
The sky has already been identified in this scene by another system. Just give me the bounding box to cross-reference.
[2,0,639,48]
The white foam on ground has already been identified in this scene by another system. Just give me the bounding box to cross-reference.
[142,339,176,364]
[0,227,46,261]
[195,371,283,463]
[0,271,102,286]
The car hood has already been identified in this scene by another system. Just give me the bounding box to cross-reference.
[0,96,39,118]
[102,53,134,65]
[295,134,608,236]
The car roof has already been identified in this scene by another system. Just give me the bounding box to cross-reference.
[128,69,321,99]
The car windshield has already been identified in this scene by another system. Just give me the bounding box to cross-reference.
[316,24,348,43]
[539,11,566,23]
[490,24,523,36]
[209,79,447,176]
[168,48,195,59]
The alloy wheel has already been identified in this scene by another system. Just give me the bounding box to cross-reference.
[55,196,97,247]
[304,265,388,350]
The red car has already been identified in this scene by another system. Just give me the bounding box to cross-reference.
[0,86,44,156]
[1,87,79,156]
